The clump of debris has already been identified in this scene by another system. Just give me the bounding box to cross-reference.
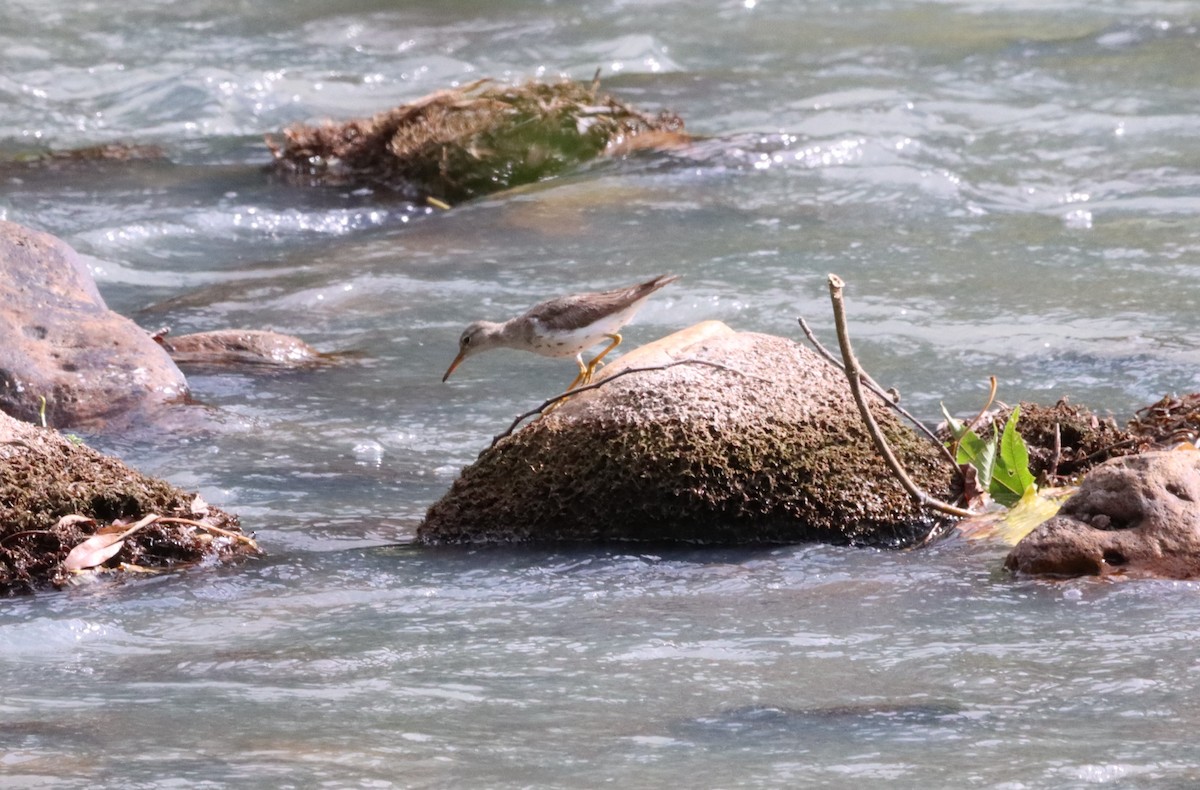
[0,413,259,595]
[969,396,1200,488]
[994,400,1142,484]
[266,75,688,204]
[1128,392,1200,447]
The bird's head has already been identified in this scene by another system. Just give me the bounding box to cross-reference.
[442,320,500,382]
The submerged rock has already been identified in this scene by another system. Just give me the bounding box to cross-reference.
[155,328,326,369]
[419,322,955,547]
[672,701,963,741]
[0,411,259,595]
[1006,451,1200,579]
[0,220,188,429]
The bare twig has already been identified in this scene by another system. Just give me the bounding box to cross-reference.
[797,316,955,466]
[826,274,975,519]
[1061,437,1139,471]
[0,529,53,546]
[1048,422,1062,481]
[953,375,998,461]
[491,358,769,447]
[155,517,259,547]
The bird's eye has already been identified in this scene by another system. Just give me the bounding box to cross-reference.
[462,336,471,346]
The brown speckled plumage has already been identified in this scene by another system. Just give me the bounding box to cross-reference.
[443,274,678,383]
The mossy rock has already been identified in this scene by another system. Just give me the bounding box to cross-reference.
[419,323,955,547]
[267,77,687,204]
[0,412,259,594]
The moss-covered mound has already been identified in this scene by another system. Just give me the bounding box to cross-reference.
[0,412,258,595]
[419,324,955,547]
[987,400,1142,484]
[266,77,687,203]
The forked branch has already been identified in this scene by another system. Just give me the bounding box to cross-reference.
[797,316,957,468]
[826,273,975,519]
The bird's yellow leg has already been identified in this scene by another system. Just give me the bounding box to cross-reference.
[564,354,589,392]
[542,356,589,416]
[544,342,622,417]
[581,333,622,385]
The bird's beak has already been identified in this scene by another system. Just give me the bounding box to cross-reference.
[442,350,467,382]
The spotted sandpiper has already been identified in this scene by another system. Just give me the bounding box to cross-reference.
[442,274,679,391]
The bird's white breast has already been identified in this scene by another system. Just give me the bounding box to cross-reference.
[525,302,642,358]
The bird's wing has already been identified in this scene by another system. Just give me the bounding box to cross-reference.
[525,275,678,332]
[527,293,619,332]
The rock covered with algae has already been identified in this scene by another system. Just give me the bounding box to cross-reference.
[419,322,956,547]
[266,77,688,204]
[0,410,259,595]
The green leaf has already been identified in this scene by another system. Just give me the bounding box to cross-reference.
[958,426,998,491]
[941,402,998,489]
[990,405,1036,507]
[939,402,968,440]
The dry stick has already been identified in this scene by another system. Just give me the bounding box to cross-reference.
[826,274,975,519]
[155,516,259,546]
[797,316,956,467]
[3,513,253,549]
[0,529,53,546]
[1048,422,1062,481]
[1067,437,1139,469]
[492,359,770,447]
[952,375,998,462]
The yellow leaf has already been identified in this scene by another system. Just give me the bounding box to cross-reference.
[956,486,1076,545]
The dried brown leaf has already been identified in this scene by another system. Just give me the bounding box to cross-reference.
[62,532,127,572]
[52,514,95,530]
[60,514,161,572]
[959,464,988,510]
[190,494,210,517]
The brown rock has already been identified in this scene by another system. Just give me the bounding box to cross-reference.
[1005,451,1200,579]
[157,329,324,369]
[419,323,955,547]
[0,220,188,428]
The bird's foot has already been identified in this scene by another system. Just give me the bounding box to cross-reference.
[582,360,606,384]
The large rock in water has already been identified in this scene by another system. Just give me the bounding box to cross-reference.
[1006,451,1200,579]
[419,322,956,546]
[0,220,188,428]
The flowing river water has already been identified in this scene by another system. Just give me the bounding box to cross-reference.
[2,1,1200,787]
